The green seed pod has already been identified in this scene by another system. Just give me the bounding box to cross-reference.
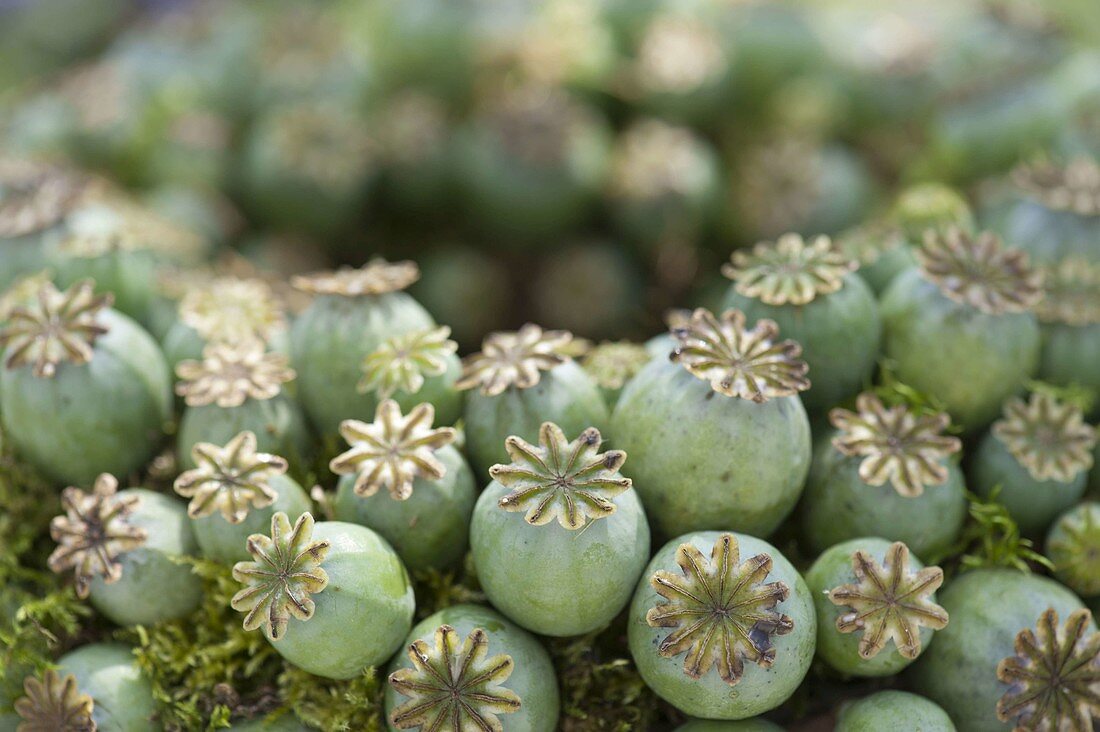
[1046,502,1100,598]
[972,392,1096,535]
[835,221,915,297]
[605,118,721,250]
[240,100,376,237]
[288,260,437,436]
[46,192,208,327]
[175,340,310,471]
[470,422,650,636]
[0,280,171,485]
[231,512,414,680]
[628,531,816,720]
[1033,257,1100,403]
[910,568,1093,732]
[457,325,608,477]
[890,182,974,246]
[0,159,89,292]
[161,276,288,369]
[330,401,474,571]
[48,475,202,625]
[720,234,880,414]
[880,228,1042,433]
[453,84,610,242]
[384,603,560,732]
[612,308,811,538]
[800,393,966,558]
[29,643,157,732]
[1001,157,1100,265]
[580,340,653,409]
[835,691,956,732]
[805,538,947,677]
[174,431,311,564]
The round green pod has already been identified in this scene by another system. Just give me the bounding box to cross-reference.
[1001,198,1098,265]
[910,568,1092,732]
[835,691,956,732]
[383,603,560,732]
[628,531,816,720]
[56,643,157,732]
[193,474,312,564]
[611,358,810,539]
[162,319,291,371]
[289,291,435,436]
[1,307,171,486]
[88,488,203,626]
[800,433,966,559]
[855,244,916,296]
[469,479,650,637]
[177,395,311,471]
[971,430,1087,536]
[880,269,1040,433]
[266,521,415,680]
[1046,502,1100,598]
[804,538,942,677]
[359,346,463,429]
[1038,321,1100,399]
[52,248,160,327]
[720,272,881,414]
[462,361,609,477]
[332,445,476,572]
[674,720,785,732]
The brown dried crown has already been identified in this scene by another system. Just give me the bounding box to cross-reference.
[670,308,809,402]
[1013,157,1100,217]
[646,533,793,685]
[175,339,296,408]
[455,324,574,396]
[916,227,1042,315]
[992,392,1096,483]
[0,158,90,239]
[290,258,419,297]
[722,233,857,306]
[0,280,111,378]
[829,393,962,497]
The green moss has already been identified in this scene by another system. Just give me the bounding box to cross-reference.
[941,487,1054,574]
[410,553,485,621]
[547,621,670,731]
[868,359,957,428]
[0,426,94,708]
[121,556,284,730]
[276,666,384,732]
[1025,379,1097,415]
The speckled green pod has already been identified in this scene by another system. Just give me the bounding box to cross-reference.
[260,521,414,679]
[836,691,955,732]
[333,445,476,572]
[289,292,436,435]
[611,359,810,538]
[470,479,650,637]
[880,269,1039,433]
[1046,502,1100,598]
[463,361,609,478]
[193,474,311,564]
[910,569,1091,732]
[674,720,785,732]
[1038,322,1100,399]
[800,434,966,559]
[88,488,203,625]
[971,431,1087,536]
[629,531,815,720]
[383,604,560,732]
[178,395,311,471]
[1,307,171,486]
[56,643,157,732]
[805,538,942,677]
[720,273,880,414]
